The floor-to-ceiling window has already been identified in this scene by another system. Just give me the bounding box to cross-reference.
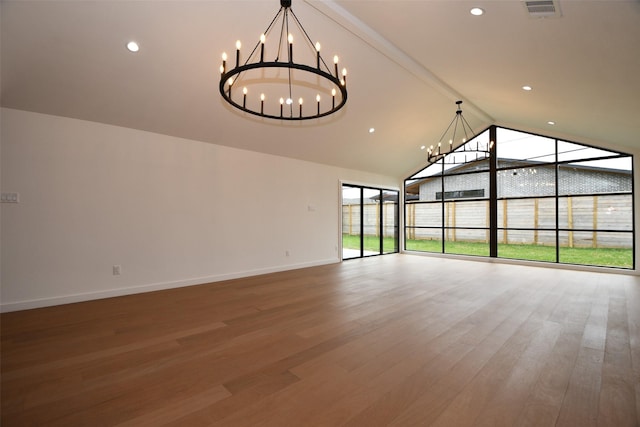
[342,184,399,259]
[405,125,634,269]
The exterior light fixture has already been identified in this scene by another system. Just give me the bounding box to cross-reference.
[219,0,347,120]
[426,100,494,165]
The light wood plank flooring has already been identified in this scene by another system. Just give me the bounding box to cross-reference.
[2,254,639,426]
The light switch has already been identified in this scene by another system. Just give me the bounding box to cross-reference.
[1,193,19,203]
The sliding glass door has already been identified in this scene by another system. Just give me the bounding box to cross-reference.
[342,184,398,259]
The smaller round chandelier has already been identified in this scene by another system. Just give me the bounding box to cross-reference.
[219,0,347,121]
[427,100,494,165]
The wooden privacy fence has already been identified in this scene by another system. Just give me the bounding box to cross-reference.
[405,194,632,248]
[342,203,397,238]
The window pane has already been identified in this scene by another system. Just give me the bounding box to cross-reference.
[362,189,381,254]
[557,140,624,162]
[498,230,556,262]
[408,159,444,180]
[498,198,556,230]
[405,180,421,202]
[405,234,442,253]
[596,194,633,231]
[497,128,555,163]
[415,176,442,201]
[342,186,361,259]
[445,229,489,256]
[559,195,633,231]
[443,172,489,199]
[498,228,556,246]
[558,159,632,195]
[559,231,633,268]
[382,191,398,254]
[498,165,555,198]
[407,202,442,227]
[444,200,488,228]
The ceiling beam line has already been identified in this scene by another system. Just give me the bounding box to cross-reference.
[305,0,494,124]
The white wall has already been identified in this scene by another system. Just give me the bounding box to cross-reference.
[0,108,399,312]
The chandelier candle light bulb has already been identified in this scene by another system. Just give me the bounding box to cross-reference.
[315,42,321,68]
[235,40,241,67]
[288,34,293,62]
[243,87,247,108]
[260,34,266,62]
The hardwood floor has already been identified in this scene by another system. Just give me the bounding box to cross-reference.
[2,254,639,426]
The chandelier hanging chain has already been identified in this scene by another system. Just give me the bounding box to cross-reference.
[229,6,284,89]
[285,8,294,116]
[436,101,473,147]
[278,7,288,62]
[219,0,347,121]
[288,8,332,71]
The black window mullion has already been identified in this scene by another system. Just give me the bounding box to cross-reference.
[359,187,364,257]
[489,125,498,258]
[440,161,445,253]
[380,190,384,254]
[555,138,560,263]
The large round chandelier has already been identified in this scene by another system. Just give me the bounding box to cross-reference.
[219,0,348,121]
[427,101,494,165]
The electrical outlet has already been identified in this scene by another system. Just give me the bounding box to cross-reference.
[112,265,121,276]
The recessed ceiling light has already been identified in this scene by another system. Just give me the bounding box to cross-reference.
[547,121,556,125]
[470,7,484,16]
[126,41,139,52]
[369,128,375,134]
[522,85,532,91]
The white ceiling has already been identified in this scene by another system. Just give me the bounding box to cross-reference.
[2,0,640,177]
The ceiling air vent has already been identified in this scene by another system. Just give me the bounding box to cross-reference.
[523,0,561,18]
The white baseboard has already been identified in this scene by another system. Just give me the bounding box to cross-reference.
[0,258,339,313]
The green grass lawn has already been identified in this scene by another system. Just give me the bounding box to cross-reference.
[342,234,397,253]
[344,234,632,268]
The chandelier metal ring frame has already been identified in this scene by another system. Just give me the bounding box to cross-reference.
[219,0,348,121]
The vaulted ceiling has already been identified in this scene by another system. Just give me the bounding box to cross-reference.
[2,0,639,177]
